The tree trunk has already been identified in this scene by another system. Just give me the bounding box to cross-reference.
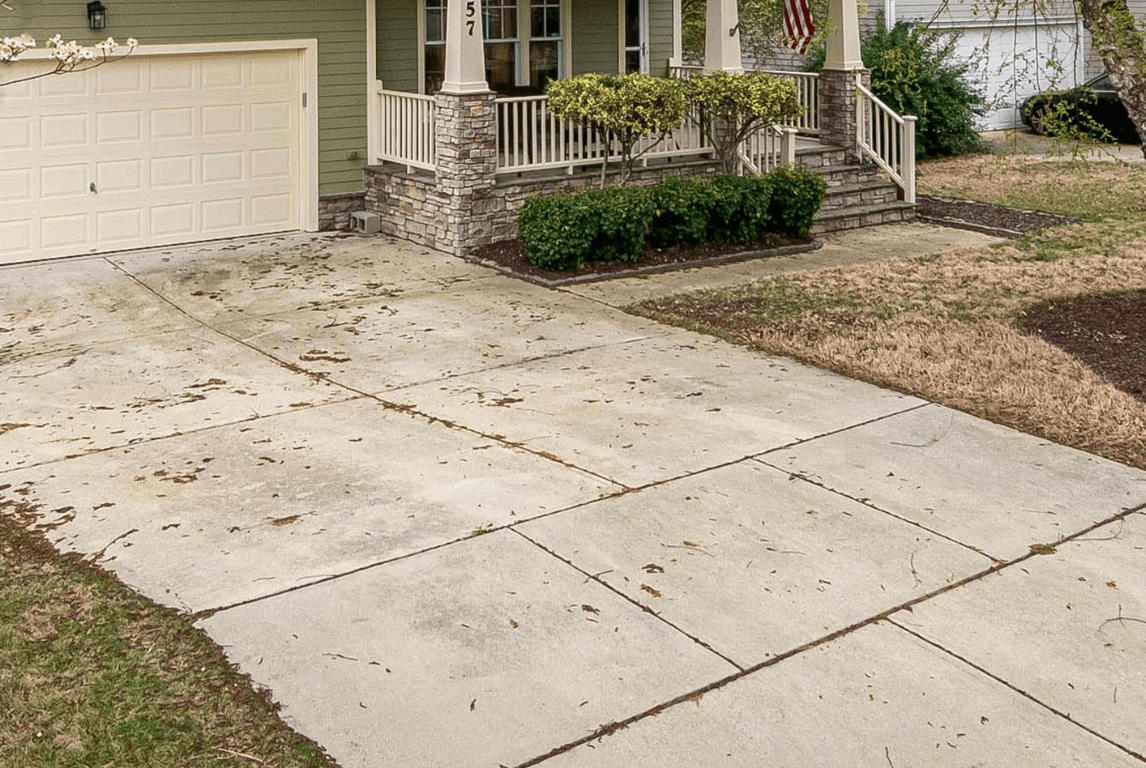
[1077,0,1146,159]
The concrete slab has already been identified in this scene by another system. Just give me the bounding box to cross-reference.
[200,531,737,768]
[519,460,992,667]
[0,398,616,612]
[891,512,1146,757]
[108,233,494,321]
[763,404,1146,562]
[217,275,668,393]
[0,257,191,366]
[565,223,1002,307]
[395,333,922,487]
[540,621,1141,768]
[0,329,346,470]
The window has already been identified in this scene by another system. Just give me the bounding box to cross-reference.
[422,0,564,95]
[483,0,519,93]
[424,0,446,94]
[529,0,561,89]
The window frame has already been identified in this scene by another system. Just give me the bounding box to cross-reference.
[418,0,571,94]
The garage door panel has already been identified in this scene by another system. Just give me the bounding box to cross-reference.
[151,203,196,238]
[202,57,245,89]
[40,113,88,148]
[151,107,196,141]
[39,74,88,97]
[150,155,196,188]
[251,193,294,227]
[251,148,293,180]
[96,209,144,245]
[40,164,90,199]
[1,49,303,261]
[0,118,33,150]
[40,214,89,250]
[0,221,34,256]
[202,104,245,136]
[0,169,33,203]
[202,198,246,231]
[96,61,145,94]
[202,151,245,184]
[251,101,293,132]
[97,160,144,193]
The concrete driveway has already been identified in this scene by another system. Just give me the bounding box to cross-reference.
[3,229,1145,768]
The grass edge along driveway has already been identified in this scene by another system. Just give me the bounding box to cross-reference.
[627,155,1146,471]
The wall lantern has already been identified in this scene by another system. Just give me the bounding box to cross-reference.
[87,1,107,30]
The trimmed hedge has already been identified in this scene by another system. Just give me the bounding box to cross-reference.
[519,167,825,271]
[766,166,827,239]
[518,185,655,271]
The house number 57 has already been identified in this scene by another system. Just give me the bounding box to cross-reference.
[466,0,476,35]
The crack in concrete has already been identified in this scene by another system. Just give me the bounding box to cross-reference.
[510,527,746,672]
[751,456,1003,564]
[105,258,646,487]
[888,621,1146,764]
[511,502,1146,767]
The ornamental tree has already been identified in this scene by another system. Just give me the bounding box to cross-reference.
[546,72,687,186]
[686,70,803,174]
[1,35,138,87]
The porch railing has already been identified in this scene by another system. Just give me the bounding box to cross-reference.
[494,95,713,174]
[668,65,819,134]
[740,125,798,175]
[757,70,819,134]
[855,79,917,204]
[377,88,437,172]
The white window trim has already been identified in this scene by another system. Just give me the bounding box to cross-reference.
[16,39,320,232]
[417,0,569,93]
[618,0,650,73]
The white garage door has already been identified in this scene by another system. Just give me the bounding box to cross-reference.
[0,47,305,264]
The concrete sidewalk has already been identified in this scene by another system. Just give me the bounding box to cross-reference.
[2,228,1144,768]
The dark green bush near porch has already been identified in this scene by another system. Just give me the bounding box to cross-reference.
[646,177,713,248]
[518,168,825,271]
[518,185,655,270]
[707,175,774,243]
[766,166,827,239]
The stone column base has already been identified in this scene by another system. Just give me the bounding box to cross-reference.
[817,68,870,160]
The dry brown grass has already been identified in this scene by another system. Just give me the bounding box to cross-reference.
[629,157,1146,470]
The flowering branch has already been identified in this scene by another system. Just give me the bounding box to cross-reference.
[0,35,139,88]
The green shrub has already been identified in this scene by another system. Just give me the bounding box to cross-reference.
[518,192,598,271]
[518,185,654,270]
[708,175,774,243]
[592,185,657,262]
[767,166,826,238]
[809,21,986,158]
[648,177,714,248]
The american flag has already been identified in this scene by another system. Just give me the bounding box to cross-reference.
[782,0,816,55]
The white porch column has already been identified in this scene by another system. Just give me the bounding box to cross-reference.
[704,0,743,73]
[441,0,489,94]
[824,0,863,70]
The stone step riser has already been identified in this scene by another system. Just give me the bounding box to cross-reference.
[820,186,901,211]
[813,204,916,233]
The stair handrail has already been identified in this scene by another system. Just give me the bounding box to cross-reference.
[855,75,917,204]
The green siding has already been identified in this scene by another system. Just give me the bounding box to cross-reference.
[378,0,419,91]
[572,0,620,74]
[2,0,368,195]
[648,0,674,76]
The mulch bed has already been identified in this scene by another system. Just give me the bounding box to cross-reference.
[916,194,1075,238]
[467,233,817,287]
[1022,291,1146,405]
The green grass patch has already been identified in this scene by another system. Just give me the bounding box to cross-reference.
[0,514,339,768]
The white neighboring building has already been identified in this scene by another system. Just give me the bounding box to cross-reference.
[750,0,1146,130]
